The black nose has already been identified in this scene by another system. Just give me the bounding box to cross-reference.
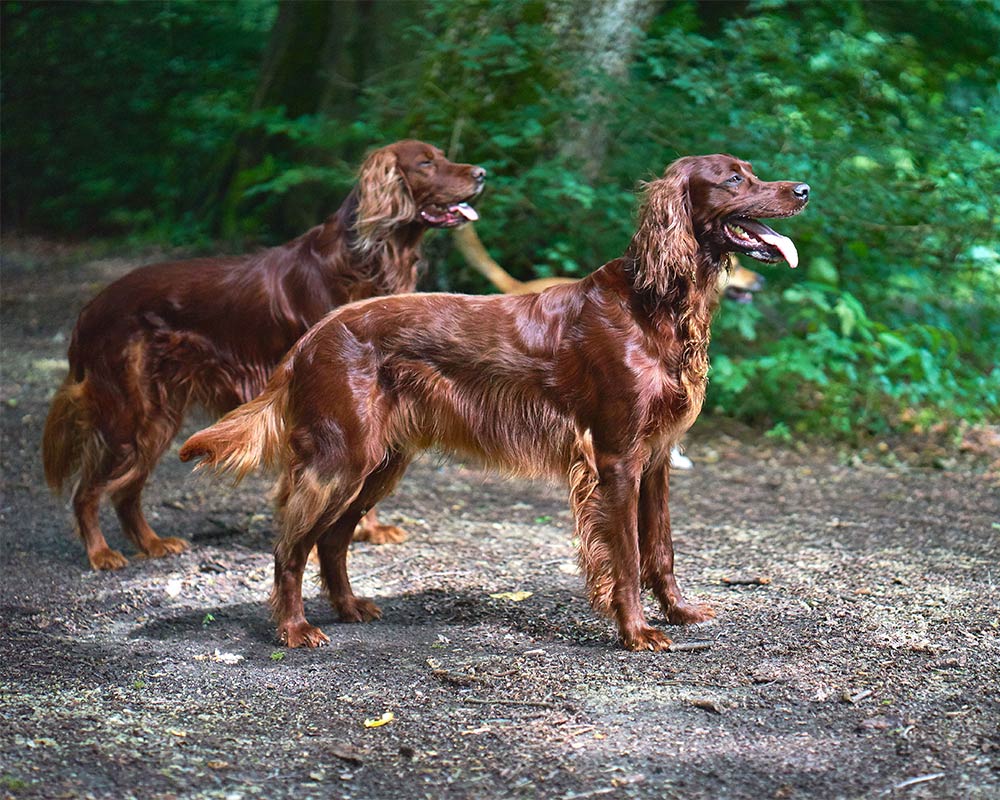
[793,183,810,201]
[472,166,487,182]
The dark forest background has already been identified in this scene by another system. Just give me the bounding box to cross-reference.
[3,0,998,441]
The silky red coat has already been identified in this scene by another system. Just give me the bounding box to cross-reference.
[182,154,809,651]
[43,140,485,570]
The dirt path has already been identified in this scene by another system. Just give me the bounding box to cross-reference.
[2,245,998,799]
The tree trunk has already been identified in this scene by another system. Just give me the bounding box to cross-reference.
[209,0,418,239]
[551,0,660,182]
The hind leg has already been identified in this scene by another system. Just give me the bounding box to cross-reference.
[111,471,189,560]
[272,532,333,648]
[110,413,189,560]
[270,469,368,648]
[317,452,411,619]
[73,460,128,571]
[315,506,383,624]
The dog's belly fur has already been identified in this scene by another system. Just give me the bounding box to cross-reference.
[388,378,579,479]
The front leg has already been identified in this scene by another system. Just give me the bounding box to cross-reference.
[571,453,672,651]
[638,458,715,625]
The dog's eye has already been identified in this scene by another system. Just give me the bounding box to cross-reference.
[419,160,434,169]
[726,174,743,185]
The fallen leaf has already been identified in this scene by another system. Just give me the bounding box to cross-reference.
[842,688,872,704]
[489,591,533,602]
[363,711,394,728]
[721,575,771,586]
[686,698,725,714]
[194,649,244,665]
[330,743,365,764]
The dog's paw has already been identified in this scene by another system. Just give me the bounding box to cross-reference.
[140,536,190,558]
[353,522,408,545]
[334,597,382,623]
[89,547,129,571]
[665,600,716,626]
[279,621,330,648]
[622,626,673,652]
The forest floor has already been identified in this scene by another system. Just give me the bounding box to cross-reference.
[1,241,998,800]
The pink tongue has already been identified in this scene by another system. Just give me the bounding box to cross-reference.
[454,202,479,222]
[758,230,798,268]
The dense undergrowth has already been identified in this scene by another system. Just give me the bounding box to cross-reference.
[3,0,997,439]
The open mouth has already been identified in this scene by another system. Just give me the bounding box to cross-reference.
[723,285,756,304]
[419,201,480,228]
[723,217,799,268]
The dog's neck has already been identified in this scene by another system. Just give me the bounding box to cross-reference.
[310,189,423,295]
[623,242,727,409]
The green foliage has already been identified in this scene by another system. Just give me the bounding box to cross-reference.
[2,0,275,240]
[364,0,1000,436]
[671,0,1000,435]
[711,282,999,436]
[3,0,998,438]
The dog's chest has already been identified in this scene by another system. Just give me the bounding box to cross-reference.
[632,333,710,443]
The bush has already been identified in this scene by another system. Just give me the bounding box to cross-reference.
[3,0,997,438]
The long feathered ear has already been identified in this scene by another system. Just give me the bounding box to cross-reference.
[629,160,698,297]
[354,147,417,254]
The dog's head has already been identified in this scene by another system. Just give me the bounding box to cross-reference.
[719,262,765,304]
[354,140,486,251]
[647,155,809,271]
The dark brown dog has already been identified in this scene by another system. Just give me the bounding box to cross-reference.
[180,154,808,650]
[43,140,485,570]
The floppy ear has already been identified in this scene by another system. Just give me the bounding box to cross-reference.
[354,147,417,253]
[629,159,698,296]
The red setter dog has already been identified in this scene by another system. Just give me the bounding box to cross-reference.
[43,140,485,571]
[180,154,809,651]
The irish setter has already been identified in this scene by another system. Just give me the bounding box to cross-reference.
[454,223,765,470]
[180,154,809,651]
[43,140,485,570]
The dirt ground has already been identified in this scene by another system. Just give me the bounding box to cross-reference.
[1,242,998,800]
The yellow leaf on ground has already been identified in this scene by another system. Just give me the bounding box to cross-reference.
[489,591,533,602]
[363,711,394,728]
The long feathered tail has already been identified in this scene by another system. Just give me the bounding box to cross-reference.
[179,362,293,482]
[42,375,93,494]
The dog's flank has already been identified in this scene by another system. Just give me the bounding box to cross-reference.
[182,154,809,651]
[43,139,485,570]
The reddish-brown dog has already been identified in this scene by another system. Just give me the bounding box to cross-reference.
[180,154,809,651]
[43,140,485,570]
